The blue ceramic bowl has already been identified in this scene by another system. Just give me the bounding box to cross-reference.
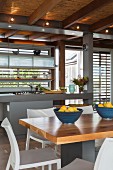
[54,108,83,124]
[95,104,113,119]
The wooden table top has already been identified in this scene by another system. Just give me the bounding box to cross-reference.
[19,114,113,144]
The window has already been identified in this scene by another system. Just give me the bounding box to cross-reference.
[65,49,83,104]
[65,49,83,89]
[93,52,111,104]
[0,48,54,68]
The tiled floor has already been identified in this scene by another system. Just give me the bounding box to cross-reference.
[0,127,59,170]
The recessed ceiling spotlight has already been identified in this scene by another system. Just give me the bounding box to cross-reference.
[45,21,49,26]
[42,28,45,32]
[77,25,80,29]
[105,29,109,33]
[8,25,12,28]
[46,12,50,15]
[10,17,15,22]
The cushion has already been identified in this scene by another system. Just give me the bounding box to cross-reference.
[77,105,93,114]
[27,108,55,118]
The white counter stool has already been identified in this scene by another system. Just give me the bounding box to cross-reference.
[1,118,61,170]
[59,138,113,170]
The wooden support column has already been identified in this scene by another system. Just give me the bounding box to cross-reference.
[51,47,55,90]
[58,41,65,87]
[53,41,65,106]
[83,33,93,104]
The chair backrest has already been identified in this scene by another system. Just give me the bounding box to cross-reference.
[94,138,113,170]
[27,108,55,118]
[77,105,93,114]
[1,118,20,169]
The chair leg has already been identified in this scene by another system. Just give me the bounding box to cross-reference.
[42,142,45,148]
[6,155,11,170]
[57,160,61,169]
[25,130,30,150]
[41,142,46,170]
[41,163,45,169]
[48,164,52,170]
[55,145,58,153]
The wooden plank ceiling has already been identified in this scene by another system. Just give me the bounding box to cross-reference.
[0,0,113,48]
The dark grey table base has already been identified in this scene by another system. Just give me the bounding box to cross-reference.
[61,140,95,167]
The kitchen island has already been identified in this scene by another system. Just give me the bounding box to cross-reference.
[0,92,93,136]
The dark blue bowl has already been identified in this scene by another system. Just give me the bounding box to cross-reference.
[95,104,113,119]
[54,108,83,124]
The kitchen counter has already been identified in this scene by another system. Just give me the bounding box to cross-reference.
[0,92,93,103]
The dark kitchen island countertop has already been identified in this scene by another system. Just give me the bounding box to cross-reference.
[0,92,93,103]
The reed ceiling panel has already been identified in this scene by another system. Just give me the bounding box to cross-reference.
[78,2,113,24]
[0,0,45,16]
[42,0,93,21]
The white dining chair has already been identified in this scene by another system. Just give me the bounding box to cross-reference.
[1,117,61,170]
[25,108,57,151]
[77,105,94,114]
[59,137,113,170]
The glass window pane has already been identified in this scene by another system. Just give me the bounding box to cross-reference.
[9,55,32,67]
[34,57,54,67]
[0,56,8,66]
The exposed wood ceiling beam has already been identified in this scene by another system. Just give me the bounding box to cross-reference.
[36,19,62,28]
[28,0,62,25]
[0,38,113,49]
[67,36,78,40]
[63,0,113,28]
[50,35,76,42]
[4,30,18,38]
[0,38,55,47]
[0,14,62,28]
[28,32,47,40]
[65,40,113,49]
[0,13,28,25]
[93,38,104,42]
[70,23,89,32]
[90,14,113,32]
[93,41,113,49]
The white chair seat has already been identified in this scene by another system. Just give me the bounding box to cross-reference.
[20,148,58,166]
[59,158,94,170]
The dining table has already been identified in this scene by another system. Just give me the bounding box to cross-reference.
[19,113,113,167]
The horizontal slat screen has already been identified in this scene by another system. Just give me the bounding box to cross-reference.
[93,52,111,104]
[0,68,51,88]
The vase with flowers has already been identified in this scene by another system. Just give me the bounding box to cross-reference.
[73,75,89,93]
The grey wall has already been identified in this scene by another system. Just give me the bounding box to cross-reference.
[3,100,53,136]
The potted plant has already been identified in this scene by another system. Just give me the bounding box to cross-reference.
[73,75,89,93]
